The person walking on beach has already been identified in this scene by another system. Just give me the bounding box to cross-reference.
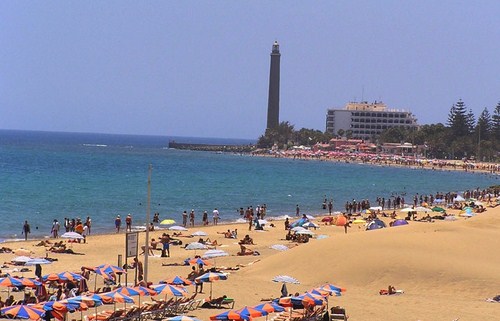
[160,233,171,257]
[125,214,132,232]
[115,215,121,233]
[296,204,300,217]
[182,211,188,227]
[202,211,208,226]
[189,210,195,227]
[213,208,220,225]
[51,219,60,238]
[22,220,31,241]
[328,200,333,215]
[85,216,92,234]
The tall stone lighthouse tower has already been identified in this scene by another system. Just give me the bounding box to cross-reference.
[266,41,281,130]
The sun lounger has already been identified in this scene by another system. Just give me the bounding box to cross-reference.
[330,306,348,321]
[218,297,235,309]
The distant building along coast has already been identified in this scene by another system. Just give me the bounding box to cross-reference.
[326,101,418,140]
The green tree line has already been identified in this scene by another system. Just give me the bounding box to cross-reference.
[257,99,500,161]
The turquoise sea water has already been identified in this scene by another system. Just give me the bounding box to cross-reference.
[0,129,498,240]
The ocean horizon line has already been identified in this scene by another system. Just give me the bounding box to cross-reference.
[0,128,258,146]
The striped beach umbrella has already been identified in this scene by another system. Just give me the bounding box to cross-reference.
[98,291,135,304]
[152,283,188,297]
[160,276,193,286]
[167,316,202,321]
[1,305,45,320]
[317,283,346,294]
[188,257,211,266]
[195,272,227,298]
[62,295,103,308]
[93,264,126,275]
[234,306,266,320]
[253,302,285,314]
[291,292,325,307]
[210,310,245,321]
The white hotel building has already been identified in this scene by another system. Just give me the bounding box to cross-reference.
[326,101,418,140]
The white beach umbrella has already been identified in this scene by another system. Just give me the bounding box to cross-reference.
[202,249,229,259]
[291,226,306,232]
[369,206,382,211]
[11,256,32,263]
[414,206,432,212]
[191,231,208,236]
[302,222,318,229]
[61,232,84,239]
[453,195,465,202]
[272,275,300,284]
[168,225,188,231]
[185,242,208,250]
[305,215,315,220]
[25,258,52,266]
[296,230,314,235]
[400,207,415,213]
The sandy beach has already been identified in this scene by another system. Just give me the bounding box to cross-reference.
[1,206,500,321]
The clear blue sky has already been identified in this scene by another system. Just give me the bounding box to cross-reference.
[1,1,499,139]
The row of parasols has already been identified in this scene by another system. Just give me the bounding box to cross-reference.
[0,263,229,320]
[209,282,346,321]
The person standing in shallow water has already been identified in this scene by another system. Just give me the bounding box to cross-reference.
[126,214,132,232]
[22,220,30,241]
[115,215,121,233]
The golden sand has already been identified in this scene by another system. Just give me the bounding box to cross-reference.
[1,207,500,321]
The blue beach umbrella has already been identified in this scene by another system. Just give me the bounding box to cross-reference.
[392,219,409,227]
[1,304,46,320]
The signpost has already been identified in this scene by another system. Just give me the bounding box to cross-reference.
[125,231,139,285]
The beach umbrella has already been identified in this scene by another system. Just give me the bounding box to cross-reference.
[160,219,176,225]
[317,283,346,294]
[392,219,409,227]
[431,206,446,213]
[335,216,347,227]
[453,195,465,202]
[188,257,211,266]
[11,256,32,264]
[185,242,208,251]
[202,249,229,259]
[272,275,300,284]
[290,226,306,232]
[210,310,246,321]
[305,215,315,220]
[93,264,126,276]
[253,302,285,314]
[152,283,188,297]
[234,306,266,320]
[160,276,193,286]
[369,206,382,211]
[0,276,24,288]
[167,316,202,321]
[0,305,45,320]
[270,244,289,251]
[38,300,87,313]
[168,225,188,231]
[98,291,135,304]
[195,272,228,298]
[296,230,314,235]
[400,207,415,213]
[191,231,208,236]
[114,285,156,307]
[63,295,103,308]
[61,232,84,240]
[415,206,431,212]
[302,222,318,229]
[25,258,52,266]
[291,293,325,307]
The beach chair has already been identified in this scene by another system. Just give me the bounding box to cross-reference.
[218,297,235,309]
[330,306,347,321]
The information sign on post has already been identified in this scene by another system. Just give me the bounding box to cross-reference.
[126,232,139,258]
